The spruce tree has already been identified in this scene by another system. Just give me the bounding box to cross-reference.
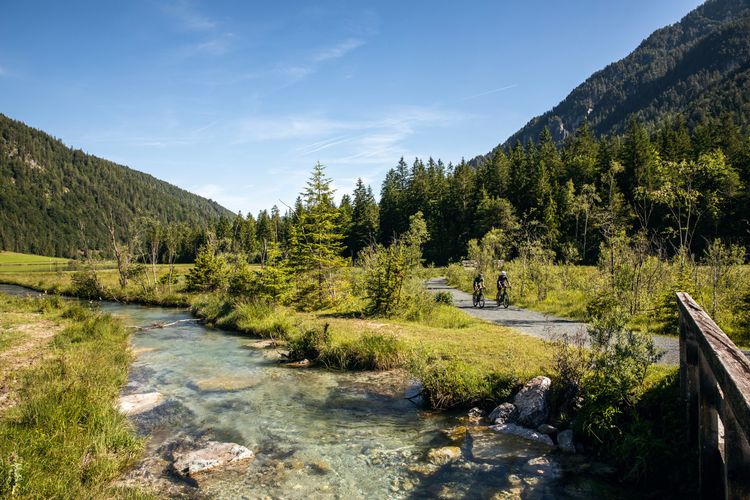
[289,162,346,309]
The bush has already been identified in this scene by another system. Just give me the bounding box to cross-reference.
[69,268,103,299]
[287,324,332,361]
[191,295,296,339]
[434,291,453,305]
[410,357,518,410]
[185,246,229,292]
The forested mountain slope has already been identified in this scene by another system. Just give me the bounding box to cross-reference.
[498,0,750,149]
[0,113,233,257]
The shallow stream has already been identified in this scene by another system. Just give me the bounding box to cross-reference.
[1,284,632,499]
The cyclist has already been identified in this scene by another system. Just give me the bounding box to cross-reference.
[473,272,485,296]
[496,270,511,300]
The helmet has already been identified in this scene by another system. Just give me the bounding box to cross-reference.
[501,271,507,276]
[478,273,484,278]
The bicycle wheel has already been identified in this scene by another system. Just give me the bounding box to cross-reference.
[502,292,509,309]
[478,293,485,308]
[472,293,478,307]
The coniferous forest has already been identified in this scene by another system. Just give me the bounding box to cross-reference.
[214,115,749,269]
[0,113,233,258]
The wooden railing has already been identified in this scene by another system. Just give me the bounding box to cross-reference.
[678,292,750,499]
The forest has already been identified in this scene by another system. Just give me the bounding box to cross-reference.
[503,0,750,145]
[210,114,749,270]
[0,113,232,258]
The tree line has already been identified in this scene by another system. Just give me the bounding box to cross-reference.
[213,114,749,268]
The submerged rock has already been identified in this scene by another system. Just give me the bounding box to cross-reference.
[427,446,462,465]
[513,376,551,428]
[244,339,277,349]
[118,392,164,416]
[557,429,576,454]
[286,359,311,368]
[441,425,468,442]
[489,423,554,447]
[488,402,518,425]
[173,441,254,477]
[524,456,562,479]
[189,376,261,392]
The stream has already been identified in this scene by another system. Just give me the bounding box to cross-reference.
[1,284,633,499]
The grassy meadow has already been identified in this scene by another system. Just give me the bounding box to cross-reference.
[442,261,750,346]
[0,293,143,498]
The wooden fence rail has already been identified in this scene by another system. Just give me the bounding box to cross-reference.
[678,292,750,499]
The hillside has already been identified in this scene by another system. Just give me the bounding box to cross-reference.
[0,114,233,257]
[499,0,750,148]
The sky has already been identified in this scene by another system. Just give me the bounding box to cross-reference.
[0,0,705,215]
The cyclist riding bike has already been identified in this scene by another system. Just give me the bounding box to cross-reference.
[496,271,511,306]
[473,273,485,295]
[472,272,486,307]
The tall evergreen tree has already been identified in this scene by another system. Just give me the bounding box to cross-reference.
[349,179,379,259]
[288,163,346,309]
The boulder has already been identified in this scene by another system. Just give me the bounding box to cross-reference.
[489,424,554,447]
[427,446,462,465]
[513,376,551,428]
[557,429,576,454]
[488,402,518,425]
[467,407,485,423]
[173,441,254,477]
[118,392,164,416]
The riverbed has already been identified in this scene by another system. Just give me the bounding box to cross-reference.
[0,284,632,498]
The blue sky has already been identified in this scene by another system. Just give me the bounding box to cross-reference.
[0,0,704,215]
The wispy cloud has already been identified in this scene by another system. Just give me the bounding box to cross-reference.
[161,0,217,32]
[460,84,517,101]
[311,38,364,62]
[272,37,366,86]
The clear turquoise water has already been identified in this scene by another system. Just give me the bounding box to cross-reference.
[1,284,630,499]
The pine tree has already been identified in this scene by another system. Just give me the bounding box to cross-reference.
[288,163,346,309]
[349,179,379,258]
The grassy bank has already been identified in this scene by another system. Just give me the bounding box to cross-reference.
[191,290,553,409]
[0,294,143,498]
[0,264,195,307]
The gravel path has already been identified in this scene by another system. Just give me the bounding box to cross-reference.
[426,277,679,365]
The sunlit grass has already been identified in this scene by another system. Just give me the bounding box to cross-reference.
[0,294,144,498]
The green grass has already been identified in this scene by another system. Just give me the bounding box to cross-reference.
[191,290,553,409]
[0,251,71,265]
[442,262,750,346]
[0,251,74,274]
[0,295,144,498]
[0,264,195,307]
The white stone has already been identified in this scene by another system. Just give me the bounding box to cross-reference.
[173,441,254,477]
[118,392,164,416]
[513,376,551,428]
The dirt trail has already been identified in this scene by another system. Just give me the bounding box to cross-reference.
[0,316,62,412]
[426,277,679,365]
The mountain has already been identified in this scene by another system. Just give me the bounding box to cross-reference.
[0,113,233,257]
[500,0,750,148]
